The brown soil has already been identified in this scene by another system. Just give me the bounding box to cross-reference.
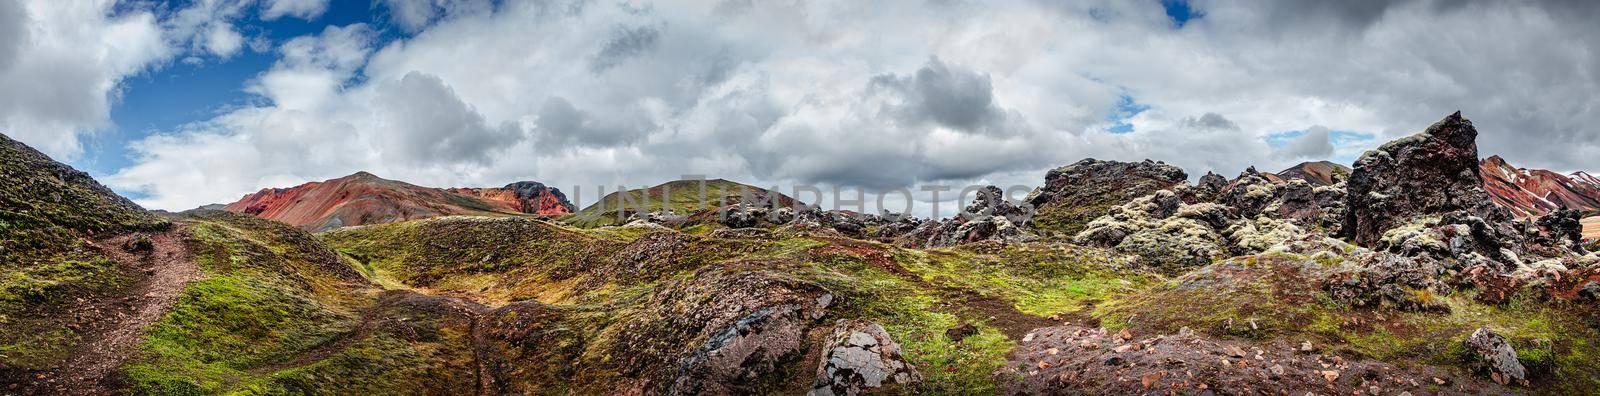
[1000,324,1515,395]
[19,229,200,395]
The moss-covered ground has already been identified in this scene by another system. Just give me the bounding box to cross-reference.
[1,133,170,374]
[1092,252,1600,394]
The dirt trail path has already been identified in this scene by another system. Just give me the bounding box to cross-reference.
[35,229,200,395]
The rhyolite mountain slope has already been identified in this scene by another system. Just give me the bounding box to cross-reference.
[1480,155,1600,218]
[5,112,1600,395]
[1278,160,1351,186]
[222,172,573,232]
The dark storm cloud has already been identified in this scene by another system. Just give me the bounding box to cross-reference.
[589,25,661,74]
[0,0,24,70]
[1180,113,1240,131]
[871,57,1012,135]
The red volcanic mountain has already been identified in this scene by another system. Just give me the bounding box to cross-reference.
[1479,155,1600,217]
[1277,161,1351,186]
[223,172,573,231]
[447,181,577,215]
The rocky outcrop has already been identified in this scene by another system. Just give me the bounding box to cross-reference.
[1343,112,1509,247]
[1073,168,1348,272]
[917,186,1037,247]
[1075,190,1225,273]
[1026,159,1188,236]
[447,181,576,215]
[808,320,920,396]
[1465,327,1527,386]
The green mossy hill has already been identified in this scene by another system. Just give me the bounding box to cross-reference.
[0,133,166,235]
[0,133,169,374]
[568,179,800,227]
[125,211,487,394]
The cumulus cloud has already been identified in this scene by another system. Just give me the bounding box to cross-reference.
[0,1,167,159]
[261,0,329,21]
[378,0,494,32]
[88,0,1600,215]
[204,23,244,58]
[375,72,524,165]
[1280,126,1335,160]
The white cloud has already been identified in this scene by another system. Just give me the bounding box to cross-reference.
[261,0,329,21]
[377,0,493,32]
[1282,126,1335,160]
[100,0,1600,214]
[204,22,243,58]
[0,1,169,160]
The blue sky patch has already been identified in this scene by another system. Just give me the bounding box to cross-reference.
[1161,0,1203,28]
[1265,128,1376,164]
[1105,94,1150,134]
[82,1,405,176]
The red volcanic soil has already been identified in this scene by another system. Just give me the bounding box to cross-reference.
[1479,156,1600,217]
[223,172,572,231]
[1277,161,1350,186]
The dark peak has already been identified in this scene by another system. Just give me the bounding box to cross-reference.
[1423,111,1477,148]
[503,181,550,190]
[347,171,381,180]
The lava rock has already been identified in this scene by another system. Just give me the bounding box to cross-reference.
[1464,327,1527,385]
[1025,159,1187,236]
[1343,112,1507,247]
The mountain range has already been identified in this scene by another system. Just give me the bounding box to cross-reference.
[221,172,574,232]
[1480,155,1600,218]
[3,112,1600,394]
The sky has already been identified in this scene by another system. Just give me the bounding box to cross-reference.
[3,0,1599,215]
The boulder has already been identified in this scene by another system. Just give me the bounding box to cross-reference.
[808,321,920,396]
[1464,327,1527,386]
[1530,208,1585,253]
[670,295,832,395]
[1221,167,1282,219]
[1343,112,1508,247]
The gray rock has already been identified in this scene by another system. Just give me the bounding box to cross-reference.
[669,294,832,395]
[1464,327,1526,385]
[809,320,920,396]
